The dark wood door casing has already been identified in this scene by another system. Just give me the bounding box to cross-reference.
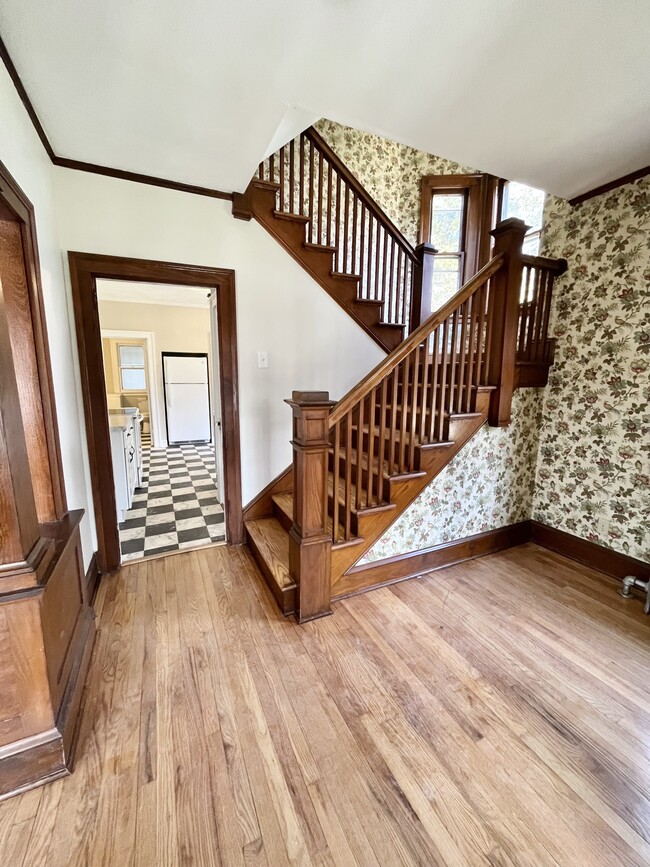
[68,252,244,573]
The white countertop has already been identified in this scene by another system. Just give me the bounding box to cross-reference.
[109,413,132,431]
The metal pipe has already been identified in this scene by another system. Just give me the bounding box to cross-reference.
[619,575,650,614]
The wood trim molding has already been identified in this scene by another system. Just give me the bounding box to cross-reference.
[68,252,244,573]
[568,166,650,206]
[84,552,100,604]
[334,522,531,600]
[0,36,233,201]
[332,520,649,602]
[528,520,650,582]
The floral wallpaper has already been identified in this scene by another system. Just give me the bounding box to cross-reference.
[361,389,543,562]
[315,119,475,246]
[532,179,650,562]
[315,120,649,566]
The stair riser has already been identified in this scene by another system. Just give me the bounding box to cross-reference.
[245,528,296,615]
[272,499,293,533]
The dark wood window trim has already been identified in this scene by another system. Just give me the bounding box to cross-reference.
[68,253,244,574]
[0,160,67,519]
[419,173,500,279]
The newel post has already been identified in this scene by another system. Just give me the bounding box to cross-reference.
[285,391,336,623]
[486,218,528,427]
[409,243,438,332]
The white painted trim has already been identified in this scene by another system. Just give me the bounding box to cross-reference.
[101,329,166,448]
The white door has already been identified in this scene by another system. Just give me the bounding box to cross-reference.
[164,354,211,444]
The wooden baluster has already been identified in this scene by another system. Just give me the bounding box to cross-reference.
[525,267,540,359]
[289,139,295,214]
[474,282,487,387]
[409,243,437,333]
[437,318,449,440]
[397,250,404,325]
[487,218,528,426]
[286,391,335,623]
[367,213,374,298]
[428,326,440,442]
[532,269,547,359]
[385,240,394,324]
[343,184,350,273]
[374,224,381,301]
[377,378,388,502]
[398,356,409,473]
[457,300,468,413]
[268,153,275,185]
[351,195,358,279]
[409,345,420,468]
[518,265,532,358]
[389,368,398,474]
[317,149,324,244]
[355,397,364,512]
[299,135,305,216]
[537,272,553,362]
[447,309,459,415]
[258,162,264,181]
[326,159,333,247]
[279,146,285,211]
[345,409,353,540]
[464,293,477,412]
[335,172,342,272]
[382,227,388,306]
[359,206,366,298]
[308,141,314,243]
[419,335,430,442]
[332,421,340,544]
[366,389,375,507]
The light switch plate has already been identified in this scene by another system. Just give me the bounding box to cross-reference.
[257,351,269,369]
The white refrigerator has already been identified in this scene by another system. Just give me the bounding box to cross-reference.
[163,353,211,444]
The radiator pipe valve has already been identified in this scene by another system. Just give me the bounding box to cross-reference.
[619,575,650,614]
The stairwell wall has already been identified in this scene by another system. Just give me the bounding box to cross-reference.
[315,119,545,561]
[532,180,650,562]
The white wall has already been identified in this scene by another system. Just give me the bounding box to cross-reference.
[0,62,96,564]
[53,169,384,507]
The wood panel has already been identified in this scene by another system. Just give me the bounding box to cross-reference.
[0,219,56,521]
[68,252,244,573]
[1,542,648,863]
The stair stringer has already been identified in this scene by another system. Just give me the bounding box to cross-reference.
[329,390,492,599]
[243,180,404,353]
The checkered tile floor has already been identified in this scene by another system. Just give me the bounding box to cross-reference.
[119,444,225,562]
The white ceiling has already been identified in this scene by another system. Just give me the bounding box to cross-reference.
[97,280,210,308]
[2,0,649,198]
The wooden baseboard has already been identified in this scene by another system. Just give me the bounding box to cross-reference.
[333,522,531,600]
[528,521,650,582]
[84,552,100,603]
[333,520,649,602]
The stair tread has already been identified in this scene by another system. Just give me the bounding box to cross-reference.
[273,491,363,546]
[304,242,337,253]
[273,209,309,223]
[245,517,294,589]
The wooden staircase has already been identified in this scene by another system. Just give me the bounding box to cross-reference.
[233,126,417,352]
[237,132,567,622]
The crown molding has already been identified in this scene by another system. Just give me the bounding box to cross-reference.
[0,34,233,202]
[568,165,650,206]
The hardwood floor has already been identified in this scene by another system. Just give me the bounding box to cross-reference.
[1,542,649,865]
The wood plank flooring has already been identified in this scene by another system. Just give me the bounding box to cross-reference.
[1,541,649,866]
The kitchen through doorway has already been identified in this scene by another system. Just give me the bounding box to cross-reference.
[97,279,226,562]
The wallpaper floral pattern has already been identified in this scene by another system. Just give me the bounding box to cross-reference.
[533,179,650,562]
[312,121,650,564]
[313,120,544,563]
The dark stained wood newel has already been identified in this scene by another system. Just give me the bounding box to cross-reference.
[285,391,336,623]
[486,218,528,427]
[409,242,438,332]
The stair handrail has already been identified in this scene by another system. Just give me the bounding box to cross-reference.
[329,251,505,427]
[303,127,418,263]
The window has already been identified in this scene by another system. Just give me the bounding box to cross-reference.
[501,181,545,255]
[429,193,465,300]
[118,343,147,391]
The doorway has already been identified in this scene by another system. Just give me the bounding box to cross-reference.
[69,253,243,574]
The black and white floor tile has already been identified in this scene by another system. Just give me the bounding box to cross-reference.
[119,444,226,562]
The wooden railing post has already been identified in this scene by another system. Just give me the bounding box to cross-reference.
[285,390,336,623]
[409,243,438,332]
[486,218,528,427]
